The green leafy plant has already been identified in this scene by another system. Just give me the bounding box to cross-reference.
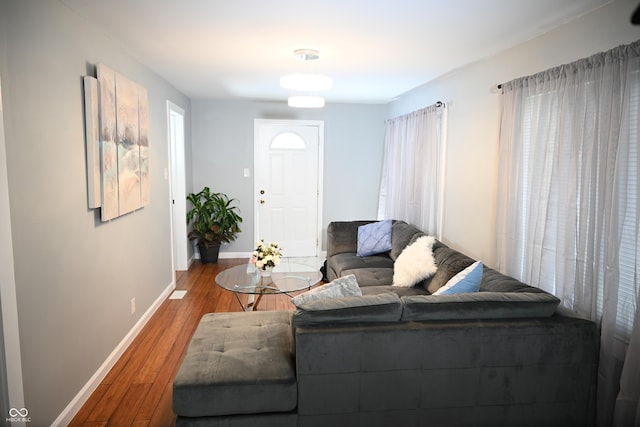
[186,187,243,248]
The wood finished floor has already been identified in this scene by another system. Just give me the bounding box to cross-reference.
[69,259,301,427]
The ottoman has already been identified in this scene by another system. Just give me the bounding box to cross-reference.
[173,311,297,424]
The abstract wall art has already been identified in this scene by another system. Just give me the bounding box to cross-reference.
[84,64,150,221]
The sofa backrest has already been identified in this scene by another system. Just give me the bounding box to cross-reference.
[291,288,561,328]
[326,220,377,257]
[389,220,425,260]
[326,220,427,260]
[401,292,561,321]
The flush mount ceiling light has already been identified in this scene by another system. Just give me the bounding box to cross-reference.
[281,49,332,108]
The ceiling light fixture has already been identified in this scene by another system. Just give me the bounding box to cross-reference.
[281,49,332,108]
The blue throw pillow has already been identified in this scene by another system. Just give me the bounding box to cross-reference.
[357,220,393,257]
[434,261,483,295]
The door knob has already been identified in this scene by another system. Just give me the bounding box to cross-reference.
[259,199,265,204]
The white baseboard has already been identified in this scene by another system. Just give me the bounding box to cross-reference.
[195,251,325,260]
[51,280,176,427]
[218,251,252,259]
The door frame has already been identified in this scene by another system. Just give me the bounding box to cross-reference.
[167,101,188,271]
[253,119,324,257]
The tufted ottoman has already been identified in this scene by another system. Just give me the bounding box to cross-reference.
[173,311,297,425]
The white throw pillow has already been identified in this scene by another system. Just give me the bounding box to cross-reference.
[291,274,362,307]
[392,235,437,288]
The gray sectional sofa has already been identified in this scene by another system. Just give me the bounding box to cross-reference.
[173,220,598,427]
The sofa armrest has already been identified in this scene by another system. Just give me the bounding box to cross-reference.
[326,220,376,257]
[292,292,402,327]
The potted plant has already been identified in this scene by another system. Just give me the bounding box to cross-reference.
[186,186,243,264]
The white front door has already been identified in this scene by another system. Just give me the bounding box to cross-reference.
[254,119,323,257]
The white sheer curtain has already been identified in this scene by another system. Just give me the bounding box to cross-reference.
[495,40,640,427]
[378,103,446,237]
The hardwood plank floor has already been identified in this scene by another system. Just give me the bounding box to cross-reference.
[69,259,301,427]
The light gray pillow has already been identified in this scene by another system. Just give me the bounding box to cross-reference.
[291,274,362,307]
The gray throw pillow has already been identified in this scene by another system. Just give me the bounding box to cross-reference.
[291,274,362,307]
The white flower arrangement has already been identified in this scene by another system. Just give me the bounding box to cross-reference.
[251,240,282,270]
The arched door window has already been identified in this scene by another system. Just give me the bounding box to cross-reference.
[270,132,306,150]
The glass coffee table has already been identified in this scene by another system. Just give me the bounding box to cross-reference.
[215,262,322,311]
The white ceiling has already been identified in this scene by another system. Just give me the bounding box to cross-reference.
[61,0,610,104]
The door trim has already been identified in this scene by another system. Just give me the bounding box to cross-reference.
[167,101,189,271]
[253,119,324,257]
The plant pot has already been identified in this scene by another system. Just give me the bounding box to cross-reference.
[198,243,221,264]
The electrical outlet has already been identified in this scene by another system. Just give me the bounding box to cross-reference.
[130,297,136,315]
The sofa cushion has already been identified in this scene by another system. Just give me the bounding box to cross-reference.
[327,252,394,279]
[361,284,430,298]
[389,221,425,261]
[393,235,437,287]
[357,220,393,256]
[427,246,476,294]
[292,292,403,327]
[291,274,362,306]
[401,291,561,321]
[173,311,297,417]
[343,267,394,287]
[434,261,483,295]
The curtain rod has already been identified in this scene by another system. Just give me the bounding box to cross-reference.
[385,101,444,123]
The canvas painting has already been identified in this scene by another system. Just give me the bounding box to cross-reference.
[92,63,150,221]
[138,86,150,206]
[97,64,119,221]
[115,72,142,215]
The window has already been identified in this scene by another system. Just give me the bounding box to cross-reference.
[270,132,305,150]
[496,42,639,342]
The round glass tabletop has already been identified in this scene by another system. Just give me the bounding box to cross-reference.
[215,262,322,296]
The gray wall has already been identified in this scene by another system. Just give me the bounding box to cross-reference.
[387,0,640,264]
[0,0,191,424]
[0,10,25,415]
[191,100,386,253]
